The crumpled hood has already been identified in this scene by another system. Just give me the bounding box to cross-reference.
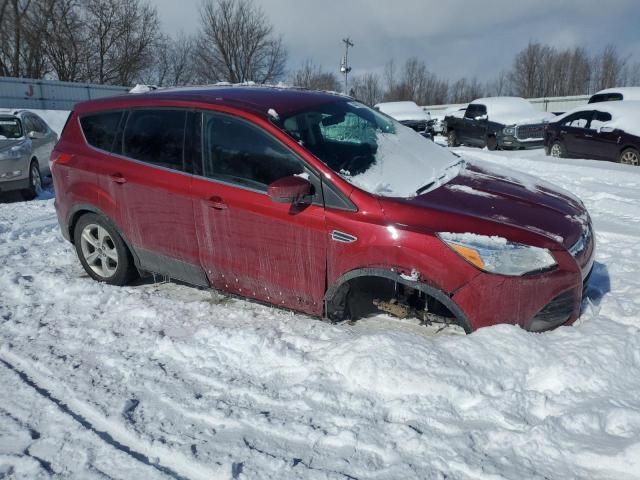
[398,161,588,249]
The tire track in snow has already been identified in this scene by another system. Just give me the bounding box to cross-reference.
[0,351,227,480]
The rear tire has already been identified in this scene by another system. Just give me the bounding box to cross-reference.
[486,135,498,151]
[619,148,639,166]
[447,130,459,147]
[21,160,42,200]
[549,141,566,158]
[73,213,138,285]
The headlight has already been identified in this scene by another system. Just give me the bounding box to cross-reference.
[503,127,516,136]
[438,232,557,276]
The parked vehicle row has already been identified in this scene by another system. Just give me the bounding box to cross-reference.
[545,101,640,166]
[51,86,594,333]
[0,109,58,198]
[444,97,555,150]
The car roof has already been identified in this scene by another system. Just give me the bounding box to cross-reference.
[556,100,640,119]
[74,85,352,118]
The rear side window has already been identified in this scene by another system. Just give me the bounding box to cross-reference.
[589,93,623,104]
[123,109,186,171]
[81,111,123,151]
[590,111,613,130]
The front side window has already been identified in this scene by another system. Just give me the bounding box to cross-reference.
[123,109,186,171]
[465,105,485,119]
[0,117,23,139]
[81,111,123,151]
[202,112,303,191]
[562,111,593,128]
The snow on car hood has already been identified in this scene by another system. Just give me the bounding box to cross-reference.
[344,125,464,198]
[403,160,588,248]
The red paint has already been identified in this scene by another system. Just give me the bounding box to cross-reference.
[52,87,595,331]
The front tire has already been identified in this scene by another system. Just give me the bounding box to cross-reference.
[73,214,137,285]
[21,160,42,200]
[447,130,459,147]
[549,141,566,158]
[619,148,639,166]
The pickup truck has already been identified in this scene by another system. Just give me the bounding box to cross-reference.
[444,97,555,150]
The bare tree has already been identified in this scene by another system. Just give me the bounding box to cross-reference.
[195,0,286,84]
[350,72,383,106]
[37,0,88,81]
[0,0,32,77]
[289,60,340,91]
[591,44,628,92]
[83,0,160,85]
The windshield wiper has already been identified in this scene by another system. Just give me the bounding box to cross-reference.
[415,159,465,196]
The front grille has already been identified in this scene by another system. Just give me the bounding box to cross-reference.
[527,290,575,332]
[515,124,544,141]
[401,120,428,133]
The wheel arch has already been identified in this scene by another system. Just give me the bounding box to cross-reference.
[67,204,141,268]
[323,267,473,333]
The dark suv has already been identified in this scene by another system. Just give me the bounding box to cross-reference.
[52,86,594,332]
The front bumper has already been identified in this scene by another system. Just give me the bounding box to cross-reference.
[0,156,29,192]
[498,135,545,149]
[451,227,595,332]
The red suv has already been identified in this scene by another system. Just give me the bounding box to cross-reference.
[52,87,594,332]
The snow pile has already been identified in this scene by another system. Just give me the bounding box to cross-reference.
[471,96,556,125]
[2,147,640,478]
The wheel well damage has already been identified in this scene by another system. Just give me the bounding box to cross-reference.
[323,268,472,333]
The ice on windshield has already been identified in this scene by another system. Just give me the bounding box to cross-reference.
[281,100,463,197]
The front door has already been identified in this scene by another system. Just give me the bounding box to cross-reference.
[559,110,594,157]
[190,111,327,315]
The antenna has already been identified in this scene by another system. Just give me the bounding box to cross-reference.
[340,37,354,94]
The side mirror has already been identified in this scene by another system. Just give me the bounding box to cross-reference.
[268,175,312,204]
[475,114,488,121]
[599,126,615,133]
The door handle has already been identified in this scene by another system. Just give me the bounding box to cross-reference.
[206,196,227,210]
[584,134,593,138]
[109,173,127,184]
[560,130,567,135]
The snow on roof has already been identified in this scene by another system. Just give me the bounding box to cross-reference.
[555,100,640,137]
[469,96,554,125]
[375,101,430,122]
[593,87,640,100]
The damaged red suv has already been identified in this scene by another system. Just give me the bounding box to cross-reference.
[52,86,594,332]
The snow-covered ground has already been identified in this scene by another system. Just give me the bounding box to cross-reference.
[1,145,640,480]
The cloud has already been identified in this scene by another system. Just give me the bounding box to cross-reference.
[154,0,640,82]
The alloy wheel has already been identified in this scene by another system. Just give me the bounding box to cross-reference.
[30,163,42,195]
[550,143,562,158]
[620,150,639,166]
[80,224,119,278]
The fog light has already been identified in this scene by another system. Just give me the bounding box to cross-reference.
[0,170,21,179]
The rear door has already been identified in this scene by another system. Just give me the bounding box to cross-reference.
[85,108,205,285]
[190,111,327,315]
[583,110,619,161]
[558,111,594,157]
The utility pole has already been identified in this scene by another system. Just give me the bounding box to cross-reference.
[340,37,354,94]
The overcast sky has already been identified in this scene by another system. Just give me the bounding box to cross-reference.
[154,0,640,82]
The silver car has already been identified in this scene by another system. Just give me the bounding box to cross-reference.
[0,109,58,199]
